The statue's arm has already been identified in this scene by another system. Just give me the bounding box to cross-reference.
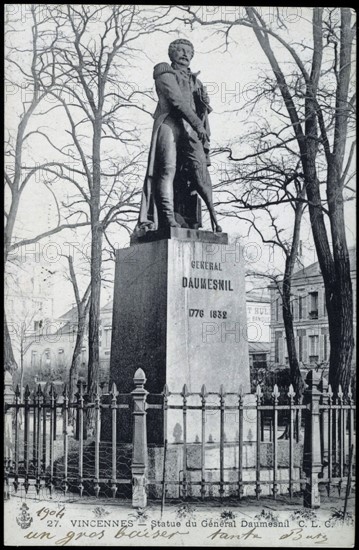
[197,79,213,113]
[154,63,204,133]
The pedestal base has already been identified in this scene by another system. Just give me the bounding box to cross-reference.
[108,229,250,444]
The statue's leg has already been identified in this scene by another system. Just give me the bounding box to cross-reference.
[154,118,181,228]
[188,153,222,233]
[195,164,222,233]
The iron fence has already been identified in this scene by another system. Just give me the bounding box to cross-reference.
[4,369,356,508]
[4,381,133,500]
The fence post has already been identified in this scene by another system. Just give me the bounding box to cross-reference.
[4,371,15,499]
[303,370,322,508]
[131,368,148,508]
[319,377,329,481]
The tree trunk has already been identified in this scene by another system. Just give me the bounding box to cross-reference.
[324,9,354,394]
[69,299,90,422]
[87,222,102,398]
[87,118,103,401]
[4,312,18,373]
[281,201,305,397]
[20,343,24,400]
[245,7,354,395]
[326,163,354,393]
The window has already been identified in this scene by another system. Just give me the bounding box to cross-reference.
[275,298,280,322]
[309,335,319,354]
[31,350,37,367]
[275,332,282,363]
[252,353,267,369]
[298,296,303,320]
[297,328,306,362]
[104,326,112,348]
[323,334,328,361]
[298,336,303,362]
[44,349,51,364]
[309,292,318,319]
[34,320,43,331]
[58,348,64,366]
[309,335,319,363]
[40,349,51,373]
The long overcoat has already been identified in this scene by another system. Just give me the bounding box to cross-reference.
[137,62,211,230]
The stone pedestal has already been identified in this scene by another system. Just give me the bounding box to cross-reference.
[108,228,250,443]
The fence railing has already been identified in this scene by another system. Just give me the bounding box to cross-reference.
[4,369,356,509]
[147,383,305,502]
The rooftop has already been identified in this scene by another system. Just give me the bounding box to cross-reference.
[292,247,356,281]
[249,341,271,353]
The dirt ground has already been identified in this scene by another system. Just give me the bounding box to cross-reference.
[3,483,355,547]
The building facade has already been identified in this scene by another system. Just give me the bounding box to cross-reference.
[22,301,113,387]
[246,289,271,369]
[269,248,356,369]
[22,291,273,385]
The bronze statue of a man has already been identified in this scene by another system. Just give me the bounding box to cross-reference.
[135,39,222,233]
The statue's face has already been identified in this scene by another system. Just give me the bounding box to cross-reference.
[170,44,193,68]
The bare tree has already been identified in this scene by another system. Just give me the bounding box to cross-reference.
[4,6,90,372]
[180,6,356,392]
[5,5,55,372]
[26,5,178,399]
[5,254,51,397]
[13,309,41,401]
[214,140,306,394]
[64,254,91,420]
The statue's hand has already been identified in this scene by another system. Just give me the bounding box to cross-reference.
[201,85,210,106]
[196,124,207,143]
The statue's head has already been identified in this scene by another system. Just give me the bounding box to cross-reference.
[168,39,194,68]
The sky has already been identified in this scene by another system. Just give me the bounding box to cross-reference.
[5,5,356,317]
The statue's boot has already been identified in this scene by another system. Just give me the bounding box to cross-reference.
[156,177,181,228]
[192,163,222,233]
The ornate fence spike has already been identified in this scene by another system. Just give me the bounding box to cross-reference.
[24,385,31,399]
[15,385,20,398]
[288,384,296,398]
[256,384,262,398]
[63,384,68,398]
[37,384,43,397]
[347,384,352,401]
[182,384,189,397]
[163,383,170,397]
[272,384,280,399]
[327,384,333,398]
[77,379,83,394]
[134,368,146,385]
[219,384,226,398]
[238,384,244,398]
[200,384,207,398]
[110,382,118,398]
[337,384,343,400]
